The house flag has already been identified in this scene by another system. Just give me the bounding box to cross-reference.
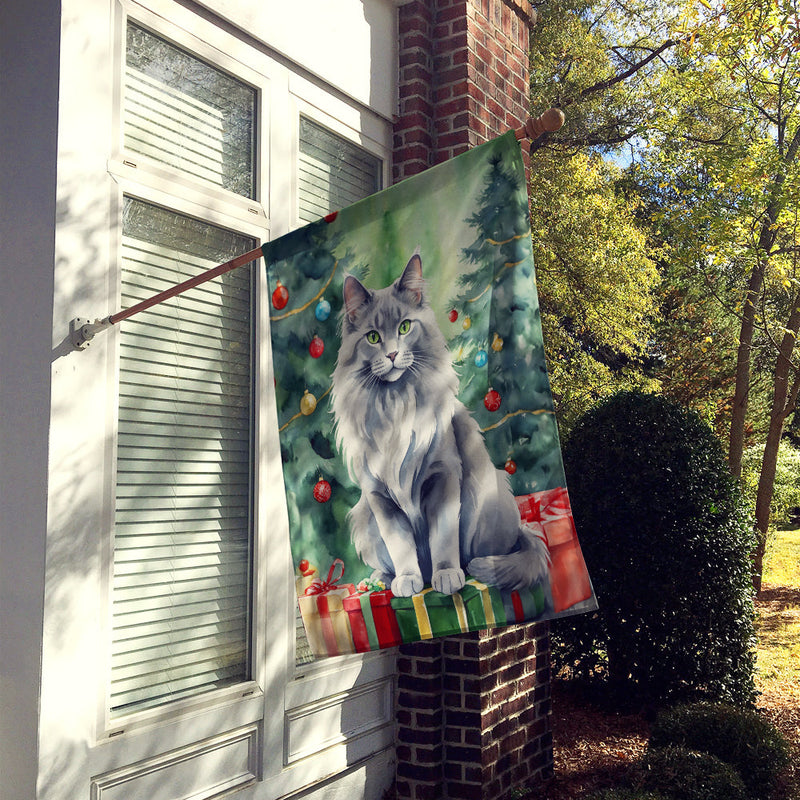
[263,131,597,658]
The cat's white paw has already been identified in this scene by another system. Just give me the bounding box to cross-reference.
[432,567,465,595]
[392,573,424,597]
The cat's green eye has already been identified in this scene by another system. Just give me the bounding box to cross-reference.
[398,319,411,335]
[366,330,381,344]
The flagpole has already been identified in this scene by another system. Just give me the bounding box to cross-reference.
[70,244,265,349]
[70,108,563,350]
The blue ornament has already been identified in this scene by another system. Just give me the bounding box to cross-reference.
[315,299,331,322]
[474,349,488,368]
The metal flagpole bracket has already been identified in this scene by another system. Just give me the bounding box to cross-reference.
[70,316,113,350]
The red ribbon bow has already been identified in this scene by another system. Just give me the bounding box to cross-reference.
[304,558,345,596]
[534,486,570,519]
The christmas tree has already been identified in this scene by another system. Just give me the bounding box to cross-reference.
[266,219,369,580]
[445,152,565,494]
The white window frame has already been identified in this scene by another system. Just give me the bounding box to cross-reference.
[80,0,397,794]
[101,1,271,741]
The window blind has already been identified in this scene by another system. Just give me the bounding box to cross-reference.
[124,23,256,199]
[295,119,382,664]
[111,198,255,715]
[298,117,381,224]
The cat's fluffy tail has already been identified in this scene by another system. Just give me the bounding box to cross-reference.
[467,522,551,592]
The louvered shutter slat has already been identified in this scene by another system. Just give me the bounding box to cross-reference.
[297,117,381,224]
[111,195,255,716]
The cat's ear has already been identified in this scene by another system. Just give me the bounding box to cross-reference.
[397,252,424,305]
[343,275,372,323]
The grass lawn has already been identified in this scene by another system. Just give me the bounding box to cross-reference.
[757,527,800,699]
[755,527,800,800]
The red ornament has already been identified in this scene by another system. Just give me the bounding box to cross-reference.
[299,558,309,572]
[309,335,325,358]
[272,280,289,310]
[313,478,332,503]
[504,458,517,475]
[484,388,501,412]
[448,309,459,323]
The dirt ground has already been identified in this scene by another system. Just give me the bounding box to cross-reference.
[540,587,800,800]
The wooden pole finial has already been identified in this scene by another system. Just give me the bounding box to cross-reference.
[515,108,565,141]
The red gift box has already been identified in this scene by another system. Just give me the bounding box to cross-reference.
[343,584,402,652]
[516,487,593,612]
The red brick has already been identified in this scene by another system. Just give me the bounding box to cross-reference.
[399,79,432,100]
[435,63,471,86]
[400,96,434,116]
[433,52,453,71]
[415,708,444,728]
[401,31,432,52]
[438,2,470,23]
[403,64,433,83]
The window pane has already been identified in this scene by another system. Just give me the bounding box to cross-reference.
[298,117,381,223]
[111,197,255,715]
[125,23,256,198]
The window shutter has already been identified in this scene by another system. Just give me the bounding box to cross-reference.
[111,198,255,715]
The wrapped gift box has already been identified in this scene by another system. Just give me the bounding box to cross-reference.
[343,584,402,652]
[501,583,546,623]
[390,577,523,644]
[391,586,467,643]
[297,559,356,657]
[295,561,318,596]
[460,578,507,631]
[516,487,593,612]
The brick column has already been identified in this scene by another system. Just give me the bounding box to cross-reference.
[393,5,552,797]
[394,0,535,181]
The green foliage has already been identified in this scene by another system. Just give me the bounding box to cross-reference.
[649,702,790,799]
[741,440,800,526]
[554,391,757,707]
[529,148,661,432]
[529,0,679,154]
[632,746,748,800]
[526,0,669,432]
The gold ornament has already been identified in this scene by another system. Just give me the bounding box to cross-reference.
[300,389,317,415]
[491,332,504,352]
[462,315,472,330]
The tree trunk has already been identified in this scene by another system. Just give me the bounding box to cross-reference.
[728,127,800,479]
[729,266,765,478]
[753,300,800,593]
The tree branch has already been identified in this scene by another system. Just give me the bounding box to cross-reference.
[557,39,678,108]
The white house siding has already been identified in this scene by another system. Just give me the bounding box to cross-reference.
[0,0,61,796]
[0,2,398,799]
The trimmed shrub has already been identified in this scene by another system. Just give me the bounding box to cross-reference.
[649,701,790,799]
[554,391,757,707]
[633,746,748,800]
